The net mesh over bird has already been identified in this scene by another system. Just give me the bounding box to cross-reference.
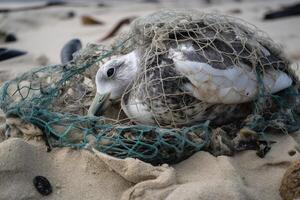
[0,10,299,164]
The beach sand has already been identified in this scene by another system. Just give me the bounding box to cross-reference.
[0,0,299,199]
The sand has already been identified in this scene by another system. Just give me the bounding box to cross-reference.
[0,0,300,199]
[0,133,299,200]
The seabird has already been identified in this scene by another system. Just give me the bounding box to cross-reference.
[88,16,294,128]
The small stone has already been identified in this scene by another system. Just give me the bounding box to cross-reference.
[280,160,300,200]
[5,33,17,43]
[60,38,82,64]
[97,3,107,7]
[33,176,53,196]
[288,150,296,156]
[67,11,75,19]
[81,15,104,26]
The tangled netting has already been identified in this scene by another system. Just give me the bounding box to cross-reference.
[0,10,299,165]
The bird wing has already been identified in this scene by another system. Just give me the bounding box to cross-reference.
[169,43,293,104]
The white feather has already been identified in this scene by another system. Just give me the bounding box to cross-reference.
[122,96,155,125]
[172,59,292,104]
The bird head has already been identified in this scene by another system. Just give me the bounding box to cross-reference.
[88,51,138,116]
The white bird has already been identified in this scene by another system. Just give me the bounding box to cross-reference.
[88,15,294,128]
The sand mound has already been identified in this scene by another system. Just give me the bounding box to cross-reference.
[0,138,131,200]
[0,132,299,200]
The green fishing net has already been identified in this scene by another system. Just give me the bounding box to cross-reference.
[0,10,299,165]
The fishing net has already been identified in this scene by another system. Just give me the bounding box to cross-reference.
[0,10,299,165]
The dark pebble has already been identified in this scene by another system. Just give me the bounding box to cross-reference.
[60,38,82,64]
[143,0,159,3]
[264,3,300,20]
[5,33,17,43]
[97,3,107,7]
[46,0,67,7]
[256,143,271,158]
[33,176,53,196]
[288,150,296,156]
[67,11,75,18]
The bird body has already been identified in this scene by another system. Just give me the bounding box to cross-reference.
[121,52,249,127]
[169,42,292,104]
[89,11,295,128]
[120,43,292,127]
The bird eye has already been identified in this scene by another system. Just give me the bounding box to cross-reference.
[106,68,115,78]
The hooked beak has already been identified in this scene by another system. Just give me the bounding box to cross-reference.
[88,92,111,116]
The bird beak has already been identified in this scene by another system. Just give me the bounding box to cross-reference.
[87,92,111,116]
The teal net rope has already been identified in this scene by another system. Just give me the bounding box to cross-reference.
[0,48,211,165]
[0,11,299,164]
[0,49,298,164]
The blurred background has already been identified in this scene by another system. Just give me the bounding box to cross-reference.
[0,0,299,81]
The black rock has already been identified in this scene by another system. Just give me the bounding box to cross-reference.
[46,0,67,7]
[97,2,107,7]
[143,0,160,3]
[264,3,300,20]
[33,176,53,196]
[67,11,75,18]
[60,38,82,64]
[4,33,17,43]
[0,48,27,62]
